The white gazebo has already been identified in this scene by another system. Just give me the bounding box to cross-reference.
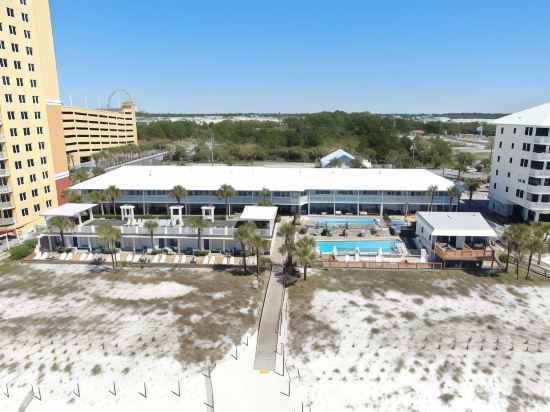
[201,205,215,223]
[42,203,97,226]
[170,205,184,226]
[120,205,136,225]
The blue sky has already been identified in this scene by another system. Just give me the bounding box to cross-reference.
[51,0,550,114]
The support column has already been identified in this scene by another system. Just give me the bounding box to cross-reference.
[87,237,91,252]
[333,191,336,215]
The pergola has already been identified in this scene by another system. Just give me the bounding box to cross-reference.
[42,203,97,226]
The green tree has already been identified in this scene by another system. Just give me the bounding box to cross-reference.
[294,236,316,281]
[217,184,236,218]
[454,152,474,180]
[447,186,461,211]
[258,187,272,206]
[70,168,89,184]
[89,191,106,216]
[507,224,530,279]
[47,217,74,249]
[189,216,208,250]
[428,185,438,212]
[249,234,269,280]
[525,224,545,279]
[62,189,82,203]
[144,220,159,250]
[464,178,481,205]
[169,185,188,214]
[234,223,256,274]
[535,222,550,264]
[278,222,297,270]
[97,224,121,270]
[104,185,121,216]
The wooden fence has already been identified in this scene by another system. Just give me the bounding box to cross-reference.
[321,261,443,270]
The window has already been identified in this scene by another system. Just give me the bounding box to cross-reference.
[32,96,39,104]
[6,7,15,17]
[33,204,40,213]
[19,192,26,201]
[542,195,550,203]
[24,143,32,151]
[21,208,28,217]
[0,58,7,68]
[0,40,4,49]
[23,29,30,39]
[527,193,539,202]
[11,43,18,53]
[500,127,504,135]
[515,189,524,199]
[44,185,50,194]
[38,142,45,150]
[4,94,12,103]
[12,145,19,154]
[36,127,43,135]
[9,25,16,35]
[16,177,24,186]
[498,141,502,148]
[23,127,30,136]
[522,143,531,151]
[21,13,29,23]
[493,183,497,189]
[30,79,37,87]
[18,95,26,103]
[530,161,544,170]
[31,189,38,198]
[513,128,517,134]
[495,169,499,176]
[505,186,509,193]
[29,174,36,183]
[520,159,529,167]
[14,161,22,170]
[9,128,17,137]
[40,156,47,165]
[25,46,32,56]
[529,177,542,186]
[536,128,550,137]
[533,144,547,153]
[42,171,49,179]
[511,143,515,149]
[34,111,41,119]
[46,200,52,208]
[20,111,28,120]
[525,127,534,136]
[28,63,35,71]
[7,111,14,120]
[509,157,513,164]
[1,76,8,85]
[21,0,28,5]
[13,60,21,69]
[497,155,501,162]
[26,159,34,167]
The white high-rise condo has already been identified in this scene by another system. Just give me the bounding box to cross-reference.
[489,102,550,222]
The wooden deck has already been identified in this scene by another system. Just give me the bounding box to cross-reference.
[322,261,443,270]
[434,243,494,261]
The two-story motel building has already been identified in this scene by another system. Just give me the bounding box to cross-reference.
[71,165,455,216]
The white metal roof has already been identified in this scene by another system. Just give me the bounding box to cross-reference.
[494,102,550,127]
[417,212,497,238]
[41,203,97,218]
[239,206,278,221]
[320,149,355,166]
[71,165,453,192]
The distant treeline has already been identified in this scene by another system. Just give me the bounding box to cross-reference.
[137,111,493,167]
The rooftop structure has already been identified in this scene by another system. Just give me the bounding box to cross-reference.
[416,212,497,238]
[319,149,372,168]
[489,102,550,222]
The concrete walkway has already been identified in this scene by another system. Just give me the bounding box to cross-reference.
[253,220,288,371]
[253,267,285,371]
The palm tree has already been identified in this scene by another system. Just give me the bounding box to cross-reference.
[464,178,481,206]
[188,215,208,250]
[507,224,530,280]
[70,168,89,184]
[525,225,545,279]
[258,187,272,206]
[447,186,461,212]
[294,237,316,281]
[144,220,159,250]
[535,222,550,264]
[234,223,256,274]
[169,185,188,214]
[217,184,235,218]
[97,224,121,270]
[428,185,438,212]
[47,217,74,249]
[62,189,82,203]
[249,234,269,280]
[501,226,515,273]
[278,222,296,270]
[89,191,106,216]
[104,185,121,216]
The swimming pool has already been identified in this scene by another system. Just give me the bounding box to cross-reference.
[390,219,408,226]
[313,217,378,226]
[317,239,402,254]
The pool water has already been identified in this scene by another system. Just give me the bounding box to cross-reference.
[314,217,378,226]
[390,219,408,226]
[317,239,402,254]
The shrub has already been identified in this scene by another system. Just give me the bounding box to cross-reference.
[194,250,209,257]
[299,227,308,235]
[9,239,37,261]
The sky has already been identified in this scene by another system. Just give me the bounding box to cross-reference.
[50,0,550,114]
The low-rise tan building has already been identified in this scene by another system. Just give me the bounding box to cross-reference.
[62,102,138,167]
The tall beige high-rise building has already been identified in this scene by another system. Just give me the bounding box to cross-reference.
[0,0,69,235]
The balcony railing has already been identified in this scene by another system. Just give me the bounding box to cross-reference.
[434,243,494,260]
[0,169,9,178]
[0,185,12,194]
[0,217,15,226]
[0,200,15,209]
[0,151,7,160]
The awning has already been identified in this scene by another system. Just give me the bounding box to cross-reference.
[41,203,97,218]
